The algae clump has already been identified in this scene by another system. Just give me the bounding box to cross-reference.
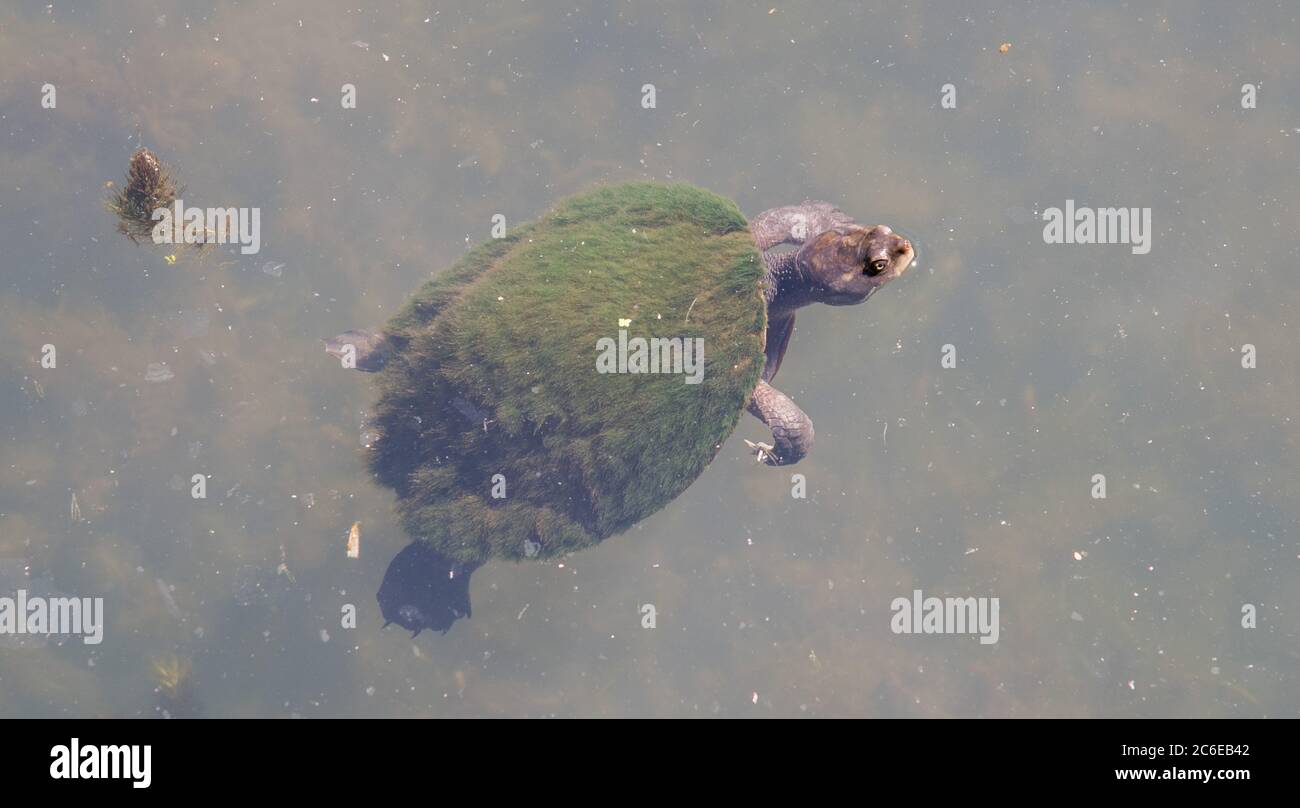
[369,183,767,563]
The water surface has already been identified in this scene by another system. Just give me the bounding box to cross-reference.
[0,0,1296,717]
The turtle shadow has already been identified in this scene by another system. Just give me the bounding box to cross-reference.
[377,542,479,637]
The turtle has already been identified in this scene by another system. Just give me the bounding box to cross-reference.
[326,183,914,635]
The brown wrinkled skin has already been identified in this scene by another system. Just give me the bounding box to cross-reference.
[793,224,914,308]
[745,207,914,465]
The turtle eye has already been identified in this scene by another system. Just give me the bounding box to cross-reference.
[866,258,889,276]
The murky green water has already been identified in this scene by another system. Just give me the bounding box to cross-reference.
[1,1,1296,717]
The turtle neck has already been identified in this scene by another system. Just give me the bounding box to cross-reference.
[762,249,824,317]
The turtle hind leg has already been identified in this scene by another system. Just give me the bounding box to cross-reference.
[377,542,478,636]
[745,380,814,466]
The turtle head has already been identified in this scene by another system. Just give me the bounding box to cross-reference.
[796,224,914,305]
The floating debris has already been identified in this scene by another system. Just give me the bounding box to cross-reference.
[156,578,184,619]
[998,42,1012,54]
[346,521,361,559]
[144,362,175,383]
[69,492,82,523]
[261,261,285,277]
[276,544,296,584]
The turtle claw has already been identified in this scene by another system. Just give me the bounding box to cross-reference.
[744,439,780,466]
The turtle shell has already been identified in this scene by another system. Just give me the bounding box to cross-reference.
[369,183,766,563]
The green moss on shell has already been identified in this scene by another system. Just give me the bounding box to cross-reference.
[370,183,765,563]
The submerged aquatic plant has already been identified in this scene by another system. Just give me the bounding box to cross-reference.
[150,653,202,718]
[106,147,215,258]
[151,653,190,696]
[106,147,179,244]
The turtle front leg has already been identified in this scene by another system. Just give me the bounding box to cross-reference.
[325,329,393,372]
[750,202,856,251]
[745,379,815,466]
